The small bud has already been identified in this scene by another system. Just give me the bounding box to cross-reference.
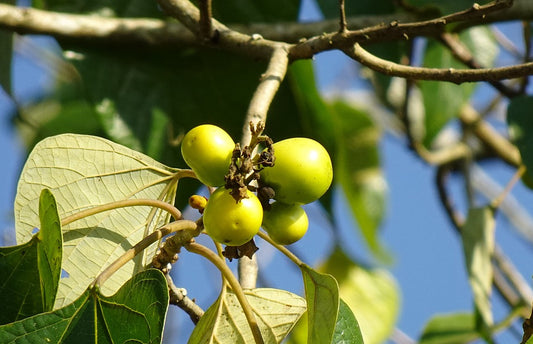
[189,195,208,213]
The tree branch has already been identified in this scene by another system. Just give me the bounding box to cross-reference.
[165,273,205,324]
[438,32,521,97]
[238,47,289,289]
[459,105,521,167]
[346,43,533,83]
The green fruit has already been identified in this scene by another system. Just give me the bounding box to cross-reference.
[260,138,333,204]
[262,202,308,245]
[181,124,235,187]
[203,188,263,246]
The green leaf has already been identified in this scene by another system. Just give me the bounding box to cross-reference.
[419,313,478,344]
[212,0,300,23]
[300,264,340,344]
[461,207,495,328]
[189,288,306,344]
[0,1,14,98]
[315,0,396,18]
[15,134,180,308]
[0,269,168,343]
[0,189,62,325]
[37,189,63,312]
[507,96,533,179]
[14,84,105,150]
[332,299,365,344]
[331,101,388,260]
[405,0,491,15]
[320,247,399,344]
[421,27,497,145]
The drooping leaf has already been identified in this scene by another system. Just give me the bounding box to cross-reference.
[419,312,479,344]
[421,26,497,145]
[332,299,365,344]
[461,207,495,329]
[189,288,306,344]
[300,264,340,344]
[0,269,168,344]
[320,247,399,344]
[0,189,62,324]
[507,96,533,183]
[331,100,388,260]
[14,134,180,308]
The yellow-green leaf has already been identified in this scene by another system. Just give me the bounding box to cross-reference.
[300,264,340,344]
[461,206,495,329]
[189,288,306,344]
[14,134,180,308]
[320,247,399,344]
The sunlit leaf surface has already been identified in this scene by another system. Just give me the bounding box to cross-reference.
[15,134,180,308]
[189,288,306,344]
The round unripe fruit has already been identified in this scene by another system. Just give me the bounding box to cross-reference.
[181,124,235,187]
[262,202,308,245]
[203,188,263,246]
[260,138,333,204]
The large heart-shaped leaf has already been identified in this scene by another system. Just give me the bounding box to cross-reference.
[0,268,168,343]
[189,288,306,344]
[14,134,181,308]
[0,189,62,324]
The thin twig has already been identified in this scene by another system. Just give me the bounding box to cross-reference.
[166,273,205,324]
[198,0,212,40]
[61,198,182,227]
[459,105,521,167]
[491,165,526,209]
[438,32,520,97]
[185,242,265,344]
[346,43,533,83]
[257,231,304,266]
[92,219,197,287]
[338,0,347,33]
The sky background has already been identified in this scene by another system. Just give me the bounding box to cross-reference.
[1,1,533,343]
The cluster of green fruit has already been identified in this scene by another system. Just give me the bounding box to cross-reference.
[181,124,333,246]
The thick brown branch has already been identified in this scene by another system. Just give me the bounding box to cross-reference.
[346,43,533,83]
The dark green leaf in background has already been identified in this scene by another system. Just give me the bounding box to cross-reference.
[421,27,497,146]
[0,189,62,325]
[300,264,340,344]
[0,0,14,98]
[405,0,491,15]
[419,312,478,344]
[508,95,533,176]
[0,269,168,343]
